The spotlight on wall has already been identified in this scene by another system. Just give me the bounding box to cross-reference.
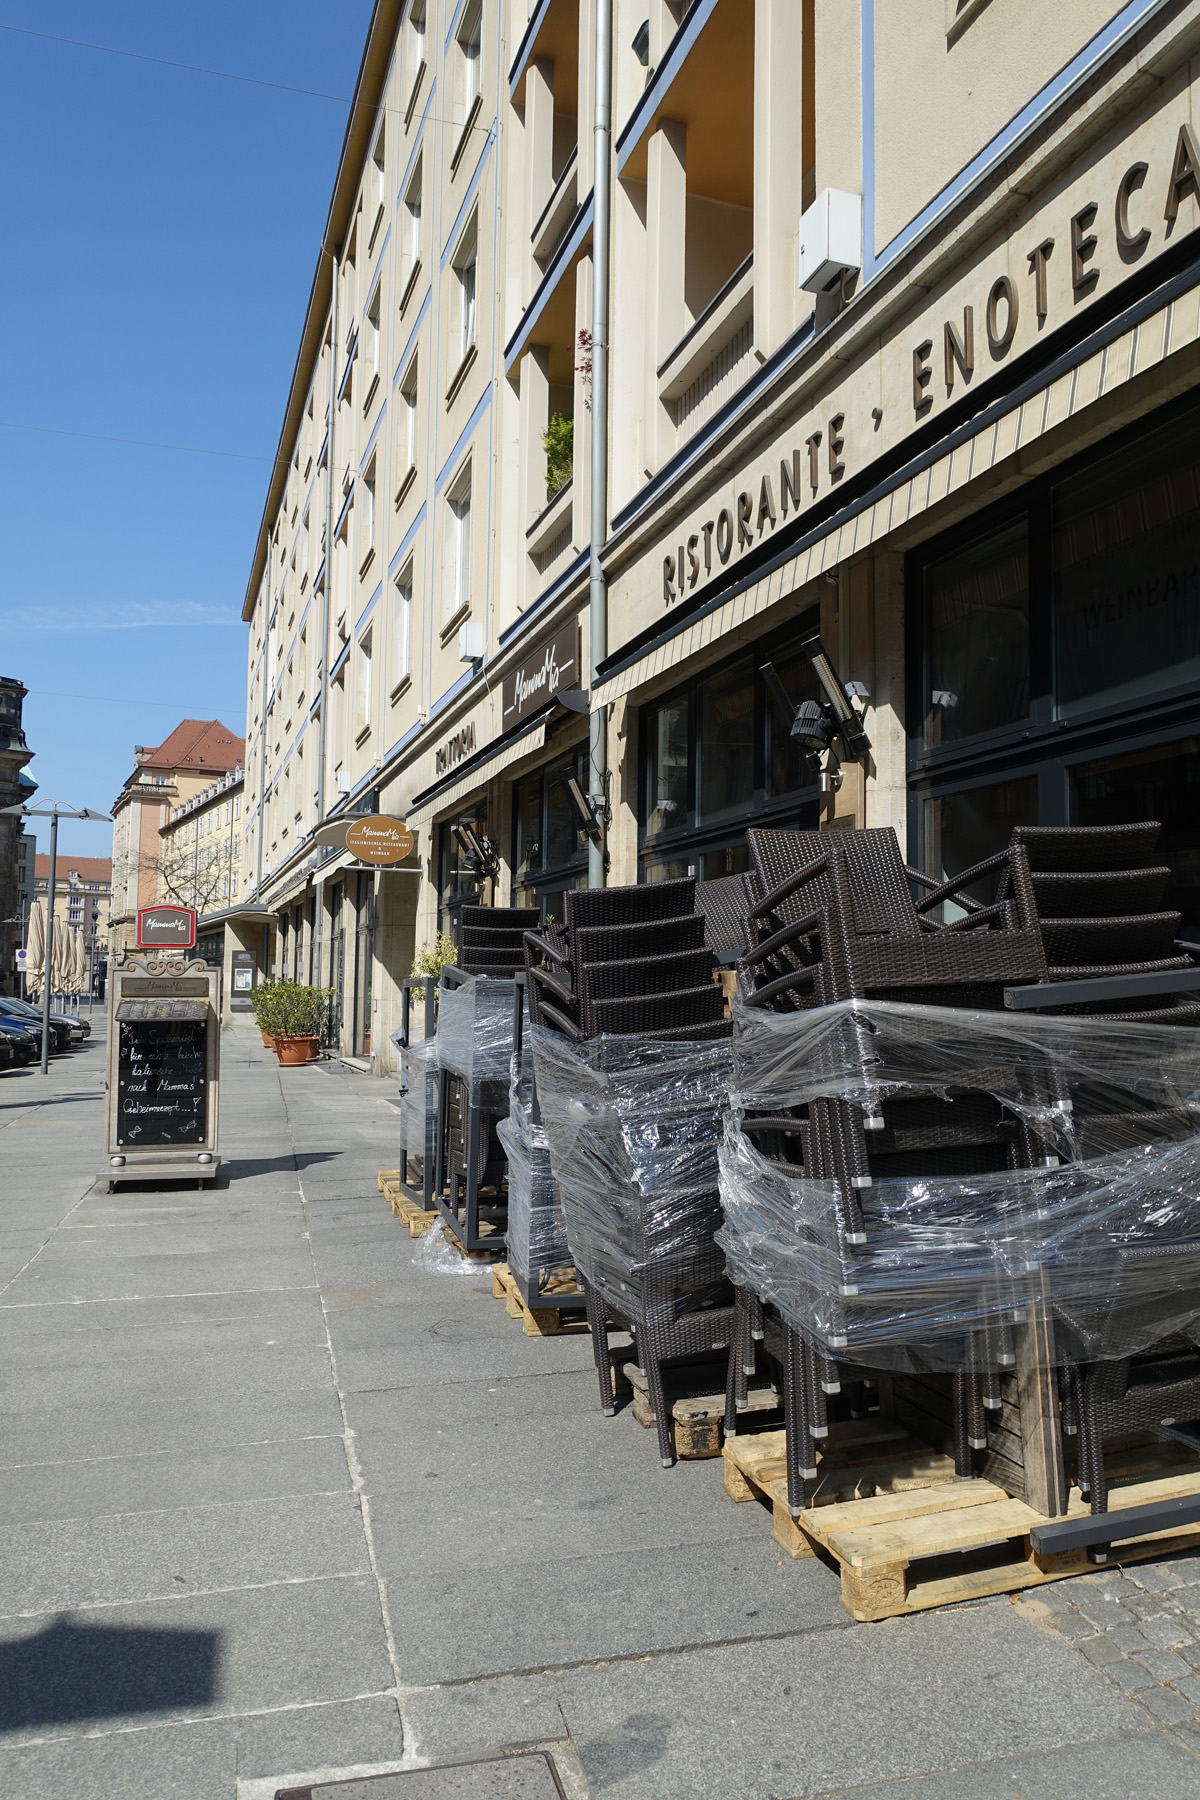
[453,824,499,879]
[759,634,872,775]
[556,769,609,844]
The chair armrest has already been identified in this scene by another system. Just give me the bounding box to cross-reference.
[905,864,988,915]
[913,849,1011,915]
[524,930,570,969]
[1004,968,1200,1010]
[749,853,829,925]
[538,1001,586,1042]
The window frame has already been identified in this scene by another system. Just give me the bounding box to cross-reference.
[443,460,473,629]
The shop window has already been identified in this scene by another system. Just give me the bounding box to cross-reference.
[1071,737,1200,941]
[1054,411,1200,720]
[438,800,490,927]
[923,517,1030,747]
[921,777,1039,918]
[639,614,821,881]
[512,747,589,921]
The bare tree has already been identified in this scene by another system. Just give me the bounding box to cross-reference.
[141,838,235,916]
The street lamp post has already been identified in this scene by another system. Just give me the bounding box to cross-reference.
[1,801,111,1072]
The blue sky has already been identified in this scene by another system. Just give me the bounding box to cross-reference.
[0,2,373,858]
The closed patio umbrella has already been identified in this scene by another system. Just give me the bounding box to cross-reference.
[51,918,73,996]
[24,901,44,998]
[70,928,88,994]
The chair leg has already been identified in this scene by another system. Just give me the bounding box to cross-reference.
[952,1372,975,1479]
[644,1344,675,1469]
[583,1279,615,1415]
[725,1288,750,1437]
[804,1335,829,1444]
[784,1325,814,1519]
[724,1333,741,1440]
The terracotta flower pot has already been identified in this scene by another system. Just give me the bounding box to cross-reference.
[276,1033,319,1065]
[260,1029,275,1047]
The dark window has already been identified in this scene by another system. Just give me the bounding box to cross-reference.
[1054,412,1200,719]
[922,776,1039,915]
[437,799,490,928]
[1071,737,1200,941]
[639,615,821,880]
[511,745,588,923]
[923,517,1029,747]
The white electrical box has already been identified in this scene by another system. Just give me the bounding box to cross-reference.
[798,189,862,294]
[458,621,484,662]
[336,770,353,794]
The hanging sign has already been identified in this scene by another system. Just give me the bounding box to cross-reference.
[136,904,196,950]
[502,619,579,725]
[345,816,416,865]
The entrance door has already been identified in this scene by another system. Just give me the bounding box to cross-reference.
[352,872,374,1057]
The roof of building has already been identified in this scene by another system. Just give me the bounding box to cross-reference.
[34,856,112,884]
[136,720,245,775]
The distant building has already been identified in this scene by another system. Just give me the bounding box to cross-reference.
[0,677,35,996]
[108,720,245,962]
[160,764,245,968]
[33,856,112,965]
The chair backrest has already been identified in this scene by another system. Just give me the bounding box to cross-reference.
[747,827,922,938]
[565,879,695,933]
[1011,824,1162,872]
[574,915,707,966]
[695,872,759,958]
[581,949,716,1003]
[459,905,541,931]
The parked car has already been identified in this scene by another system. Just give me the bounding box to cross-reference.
[0,1007,69,1055]
[2,998,82,1046]
[0,1026,37,1068]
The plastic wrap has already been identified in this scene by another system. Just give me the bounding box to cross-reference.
[413,1219,493,1276]
[496,1090,571,1285]
[531,1024,733,1314]
[436,973,515,1105]
[399,1039,438,1170]
[717,997,1200,1372]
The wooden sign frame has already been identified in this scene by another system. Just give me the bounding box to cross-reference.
[103,956,221,1191]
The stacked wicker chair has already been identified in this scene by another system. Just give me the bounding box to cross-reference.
[1001,824,1200,1536]
[525,880,735,1465]
[435,906,541,1251]
[727,825,1053,1515]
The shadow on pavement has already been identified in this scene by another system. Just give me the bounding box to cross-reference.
[0,1614,220,1730]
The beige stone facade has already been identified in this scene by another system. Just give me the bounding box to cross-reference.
[33,857,111,970]
[108,720,244,961]
[241,0,1200,1072]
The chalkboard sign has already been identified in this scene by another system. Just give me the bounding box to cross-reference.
[116,1020,208,1148]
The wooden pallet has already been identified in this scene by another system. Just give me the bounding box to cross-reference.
[377,1172,437,1236]
[490,1263,587,1337]
[624,1361,781,1460]
[724,1424,1200,1621]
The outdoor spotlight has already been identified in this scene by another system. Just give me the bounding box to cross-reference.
[801,635,873,761]
[789,698,840,757]
[453,824,499,879]
[556,769,608,843]
[759,637,872,771]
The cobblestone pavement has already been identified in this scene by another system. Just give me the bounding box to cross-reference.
[1017,1556,1200,1741]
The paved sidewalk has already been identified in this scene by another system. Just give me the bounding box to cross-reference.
[2,1020,1200,1797]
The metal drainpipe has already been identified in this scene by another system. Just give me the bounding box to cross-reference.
[313,250,340,988]
[588,0,613,889]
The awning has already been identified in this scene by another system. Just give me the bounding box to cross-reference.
[406,721,548,829]
[596,252,1200,702]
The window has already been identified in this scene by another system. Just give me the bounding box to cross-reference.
[404,0,426,101]
[512,747,589,918]
[452,219,478,368]
[397,356,418,488]
[370,122,386,222]
[233,794,241,820]
[639,619,822,881]
[401,158,422,295]
[362,457,377,564]
[365,285,382,396]
[355,632,372,737]
[444,464,472,626]
[392,567,413,693]
[923,518,1030,748]
[456,0,482,125]
[334,505,352,632]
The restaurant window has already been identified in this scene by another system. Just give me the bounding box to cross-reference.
[437,797,490,929]
[511,746,589,923]
[922,517,1030,749]
[1071,736,1200,943]
[1054,409,1200,720]
[639,614,821,883]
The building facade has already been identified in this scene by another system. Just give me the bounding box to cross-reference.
[33,856,112,975]
[240,0,1200,1070]
[159,765,245,970]
[0,677,35,996]
[109,720,245,961]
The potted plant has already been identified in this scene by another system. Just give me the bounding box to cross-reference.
[272,983,332,1064]
[251,979,283,1047]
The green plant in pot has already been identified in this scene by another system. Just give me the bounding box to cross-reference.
[272,983,333,1064]
[251,979,284,1045]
